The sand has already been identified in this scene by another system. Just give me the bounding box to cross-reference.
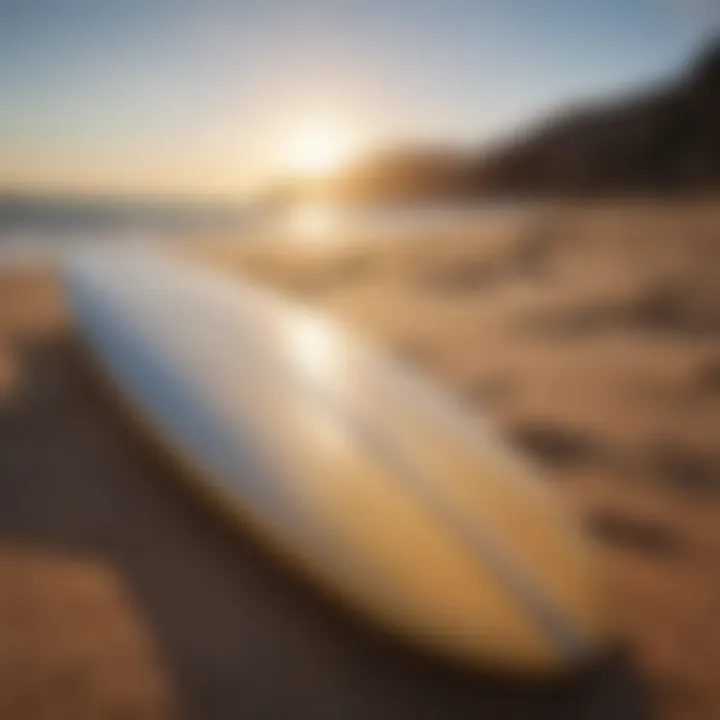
[0,200,717,719]
[193,200,720,720]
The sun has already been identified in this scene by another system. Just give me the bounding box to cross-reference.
[284,122,357,178]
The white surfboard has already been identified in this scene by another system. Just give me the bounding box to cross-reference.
[63,247,609,674]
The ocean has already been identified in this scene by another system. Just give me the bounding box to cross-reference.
[0,196,539,265]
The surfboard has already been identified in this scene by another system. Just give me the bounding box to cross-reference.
[63,247,610,675]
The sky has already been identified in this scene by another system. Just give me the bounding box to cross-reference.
[0,0,717,197]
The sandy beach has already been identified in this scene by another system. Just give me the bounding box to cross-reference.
[194,201,720,720]
[0,201,718,719]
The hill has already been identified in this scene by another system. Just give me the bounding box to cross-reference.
[473,40,720,196]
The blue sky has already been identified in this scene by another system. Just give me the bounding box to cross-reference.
[0,0,716,195]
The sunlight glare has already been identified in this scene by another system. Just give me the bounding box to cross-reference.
[285,122,357,177]
[287,312,351,452]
